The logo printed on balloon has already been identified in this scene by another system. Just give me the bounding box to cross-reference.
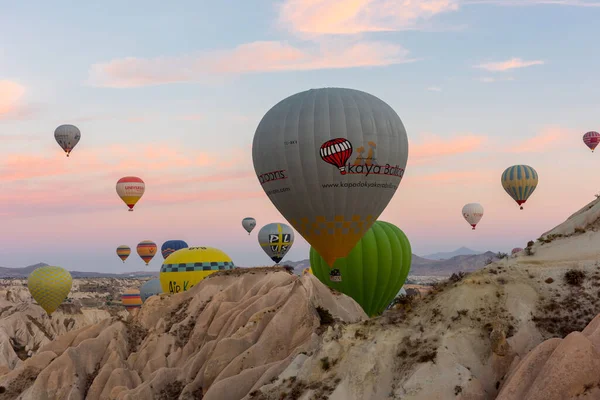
[320,139,404,178]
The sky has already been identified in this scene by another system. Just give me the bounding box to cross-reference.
[1,0,600,272]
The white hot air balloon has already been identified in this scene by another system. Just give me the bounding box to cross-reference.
[252,88,409,282]
[54,124,81,157]
[462,203,484,230]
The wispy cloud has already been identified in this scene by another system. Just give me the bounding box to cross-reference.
[0,142,257,218]
[476,76,515,83]
[0,80,32,120]
[277,0,600,36]
[474,58,545,72]
[88,40,414,88]
[409,134,487,164]
[427,86,442,91]
[277,0,460,35]
[504,126,574,153]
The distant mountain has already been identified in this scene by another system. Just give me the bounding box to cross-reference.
[0,263,157,279]
[281,250,499,278]
[422,247,484,260]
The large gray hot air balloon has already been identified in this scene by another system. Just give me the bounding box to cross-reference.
[242,217,256,235]
[54,124,81,157]
[252,88,408,281]
[140,279,162,303]
[257,223,294,263]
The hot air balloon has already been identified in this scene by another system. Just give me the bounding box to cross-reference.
[462,203,484,230]
[501,165,538,210]
[160,247,235,294]
[252,88,408,282]
[310,221,412,317]
[116,245,131,263]
[140,279,163,303]
[116,177,145,211]
[257,223,294,264]
[161,240,189,259]
[28,266,73,316]
[54,124,81,157]
[242,217,257,235]
[121,289,142,313]
[511,247,523,255]
[137,240,157,265]
[583,131,600,152]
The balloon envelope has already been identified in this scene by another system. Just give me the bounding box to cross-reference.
[116,176,145,211]
[161,240,189,259]
[501,165,538,210]
[583,131,600,152]
[54,124,81,157]
[252,87,409,277]
[121,289,142,313]
[160,247,235,294]
[140,279,163,303]
[116,245,131,262]
[310,221,412,317]
[257,223,294,263]
[137,240,157,265]
[28,266,73,315]
[242,217,257,234]
[462,203,484,230]
[512,247,523,255]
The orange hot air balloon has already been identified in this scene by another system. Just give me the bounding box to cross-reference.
[116,176,145,211]
[116,245,131,263]
[137,240,157,265]
[121,289,142,313]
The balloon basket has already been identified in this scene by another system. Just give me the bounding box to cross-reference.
[329,269,342,282]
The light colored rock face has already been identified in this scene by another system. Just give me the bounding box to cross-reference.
[0,269,366,399]
[1,198,599,400]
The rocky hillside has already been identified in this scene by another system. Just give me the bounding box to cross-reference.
[0,198,598,399]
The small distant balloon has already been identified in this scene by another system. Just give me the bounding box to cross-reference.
[501,165,538,210]
[242,217,256,235]
[462,203,484,230]
[137,240,157,265]
[116,245,131,263]
[116,176,145,211]
[583,131,600,152]
[28,266,73,316]
[511,247,523,255]
[257,223,294,263]
[161,240,188,259]
[54,124,81,157]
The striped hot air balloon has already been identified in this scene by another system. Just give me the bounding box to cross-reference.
[583,131,600,152]
[121,289,142,313]
[501,165,538,210]
[116,176,145,211]
[137,240,157,265]
[116,245,131,263]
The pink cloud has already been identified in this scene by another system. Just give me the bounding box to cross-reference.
[0,81,26,119]
[277,0,460,35]
[505,126,574,153]
[409,134,487,164]
[87,40,414,88]
[474,58,545,72]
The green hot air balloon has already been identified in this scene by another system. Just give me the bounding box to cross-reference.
[309,221,411,317]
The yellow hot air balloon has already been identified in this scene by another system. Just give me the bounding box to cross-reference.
[121,289,142,313]
[501,165,539,210]
[116,245,131,262]
[160,246,235,294]
[28,266,73,316]
[137,240,157,265]
[116,176,145,211]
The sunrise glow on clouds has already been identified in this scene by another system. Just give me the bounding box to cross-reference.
[1,0,600,271]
